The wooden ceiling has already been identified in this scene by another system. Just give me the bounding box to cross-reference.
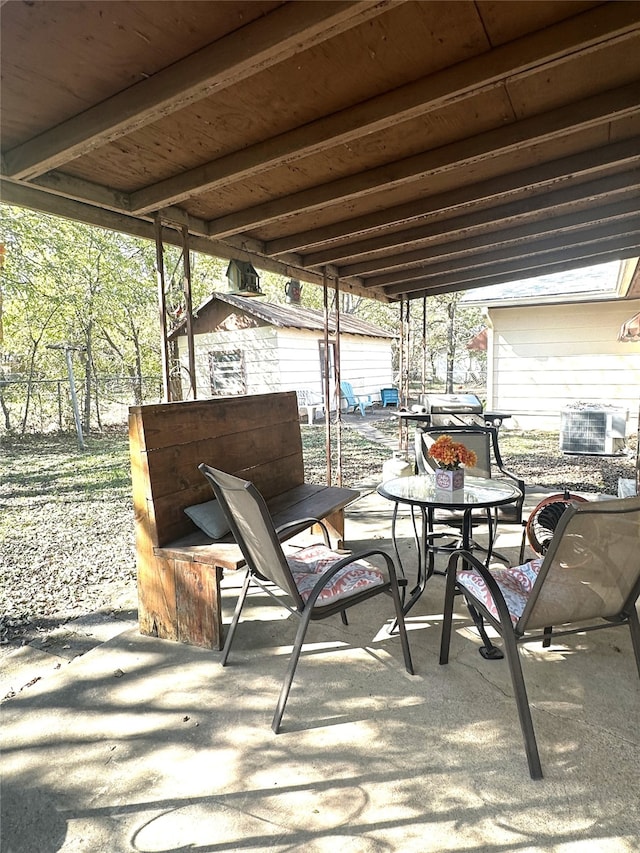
[1,0,639,302]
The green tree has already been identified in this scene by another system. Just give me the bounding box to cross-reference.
[0,206,161,433]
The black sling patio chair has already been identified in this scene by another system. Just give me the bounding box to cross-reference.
[414,424,526,563]
[517,490,591,649]
[439,495,640,779]
[198,463,414,733]
[415,424,525,524]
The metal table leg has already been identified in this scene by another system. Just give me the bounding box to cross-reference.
[389,500,432,617]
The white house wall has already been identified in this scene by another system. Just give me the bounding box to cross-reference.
[277,329,394,407]
[486,299,640,433]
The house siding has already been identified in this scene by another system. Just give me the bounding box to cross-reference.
[486,299,640,432]
[340,338,394,398]
[276,330,326,393]
[188,326,281,396]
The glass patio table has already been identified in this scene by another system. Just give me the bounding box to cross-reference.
[377,474,523,615]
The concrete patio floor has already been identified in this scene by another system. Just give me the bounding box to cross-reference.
[2,482,640,852]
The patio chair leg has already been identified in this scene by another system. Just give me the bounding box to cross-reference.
[484,509,494,565]
[467,602,504,660]
[340,610,349,626]
[542,626,553,648]
[627,606,640,679]
[389,579,414,675]
[272,608,314,734]
[220,568,252,667]
[501,628,543,780]
[439,558,458,665]
[518,522,527,564]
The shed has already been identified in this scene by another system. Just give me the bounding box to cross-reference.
[169,292,395,405]
[464,261,640,432]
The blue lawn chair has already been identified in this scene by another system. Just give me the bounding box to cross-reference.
[340,381,374,416]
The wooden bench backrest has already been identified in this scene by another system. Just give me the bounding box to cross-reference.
[129,392,304,547]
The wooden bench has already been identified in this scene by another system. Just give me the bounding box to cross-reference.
[129,392,358,650]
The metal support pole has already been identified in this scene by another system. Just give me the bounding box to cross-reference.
[181,225,197,400]
[64,348,84,450]
[398,298,405,408]
[322,269,332,485]
[334,274,342,488]
[422,296,427,399]
[405,297,411,407]
[397,299,404,451]
[154,215,171,402]
[48,344,85,449]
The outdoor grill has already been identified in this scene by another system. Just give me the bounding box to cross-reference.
[420,393,484,426]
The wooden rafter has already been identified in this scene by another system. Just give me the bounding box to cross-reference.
[1,1,638,304]
[3,0,391,181]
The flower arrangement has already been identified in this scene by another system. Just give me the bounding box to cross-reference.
[428,434,477,470]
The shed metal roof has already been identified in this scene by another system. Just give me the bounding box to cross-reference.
[171,291,395,339]
[1,1,639,302]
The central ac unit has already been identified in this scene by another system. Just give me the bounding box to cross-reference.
[560,408,627,455]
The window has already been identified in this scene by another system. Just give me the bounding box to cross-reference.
[209,350,246,396]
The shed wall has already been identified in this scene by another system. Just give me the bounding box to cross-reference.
[339,338,394,398]
[177,327,393,401]
[186,326,280,396]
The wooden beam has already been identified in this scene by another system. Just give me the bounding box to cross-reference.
[266,138,640,256]
[128,2,640,214]
[2,1,391,180]
[337,189,640,277]
[22,171,132,215]
[0,175,263,251]
[207,84,640,238]
[0,179,376,301]
[375,219,640,289]
[381,231,640,297]
[393,250,640,301]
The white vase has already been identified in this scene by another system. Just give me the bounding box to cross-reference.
[435,467,464,491]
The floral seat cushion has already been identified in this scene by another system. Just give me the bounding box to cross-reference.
[456,558,543,625]
[286,544,385,604]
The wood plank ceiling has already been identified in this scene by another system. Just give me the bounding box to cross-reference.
[1,0,639,302]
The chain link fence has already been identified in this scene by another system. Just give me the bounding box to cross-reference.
[0,375,163,435]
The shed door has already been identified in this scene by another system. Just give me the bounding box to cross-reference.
[319,340,337,410]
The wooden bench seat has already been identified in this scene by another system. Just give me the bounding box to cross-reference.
[129,392,358,650]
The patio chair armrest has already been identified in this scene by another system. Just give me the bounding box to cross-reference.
[352,391,373,403]
[275,517,330,546]
[446,548,514,630]
[305,548,400,608]
[497,465,525,491]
